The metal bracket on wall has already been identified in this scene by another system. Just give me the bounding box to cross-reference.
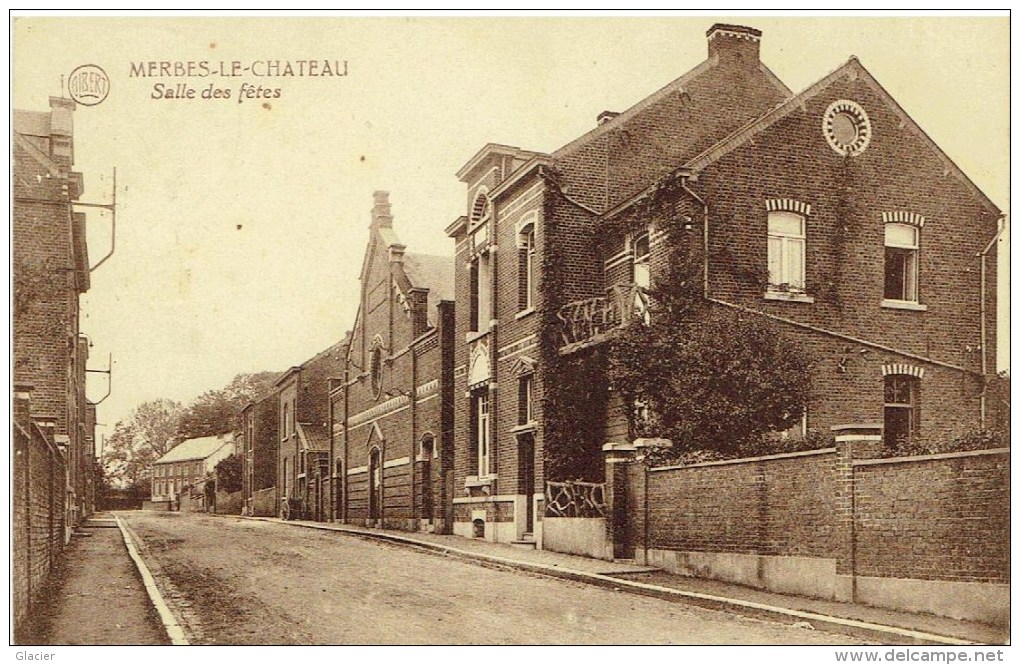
[76,167,117,273]
[86,352,113,405]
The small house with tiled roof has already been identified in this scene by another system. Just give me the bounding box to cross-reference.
[330,191,455,532]
[151,433,235,504]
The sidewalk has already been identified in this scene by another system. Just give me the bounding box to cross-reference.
[23,512,169,645]
[246,516,1008,646]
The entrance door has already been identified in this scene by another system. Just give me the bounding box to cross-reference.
[368,448,381,522]
[421,437,434,524]
[518,434,535,534]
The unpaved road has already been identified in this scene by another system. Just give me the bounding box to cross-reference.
[120,511,867,645]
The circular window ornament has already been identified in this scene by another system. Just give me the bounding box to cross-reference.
[823,100,872,156]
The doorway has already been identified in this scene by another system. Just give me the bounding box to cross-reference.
[420,435,435,525]
[368,447,382,523]
[518,434,535,535]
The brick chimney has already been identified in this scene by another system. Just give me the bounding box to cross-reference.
[597,110,620,126]
[48,96,75,162]
[371,190,393,230]
[706,23,761,65]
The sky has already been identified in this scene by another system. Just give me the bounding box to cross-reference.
[11,14,1010,452]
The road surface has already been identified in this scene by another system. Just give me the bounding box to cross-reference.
[120,511,866,645]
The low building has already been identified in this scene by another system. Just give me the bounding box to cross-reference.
[150,433,235,505]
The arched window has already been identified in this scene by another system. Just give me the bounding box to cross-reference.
[767,211,806,293]
[420,434,435,522]
[368,447,382,521]
[632,229,651,323]
[517,221,537,311]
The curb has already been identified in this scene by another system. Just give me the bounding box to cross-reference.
[115,515,190,645]
[238,515,979,646]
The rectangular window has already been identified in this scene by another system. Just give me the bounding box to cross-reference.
[470,253,492,333]
[632,230,652,323]
[767,212,806,292]
[884,375,919,447]
[519,226,536,311]
[884,224,919,302]
[476,392,490,477]
[518,375,534,425]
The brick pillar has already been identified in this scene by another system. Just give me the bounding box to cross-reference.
[832,423,883,602]
[603,443,638,560]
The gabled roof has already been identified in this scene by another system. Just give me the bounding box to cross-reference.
[553,55,792,162]
[155,433,234,464]
[607,57,1001,220]
[403,251,454,326]
[684,57,999,214]
[296,422,330,452]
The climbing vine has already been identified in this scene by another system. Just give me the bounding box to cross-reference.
[538,171,609,483]
[604,176,815,460]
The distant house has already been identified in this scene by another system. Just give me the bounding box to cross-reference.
[240,391,280,516]
[150,433,235,505]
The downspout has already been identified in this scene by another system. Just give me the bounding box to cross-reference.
[979,213,1007,427]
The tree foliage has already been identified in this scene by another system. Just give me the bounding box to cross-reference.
[214,453,243,494]
[605,177,814,461]
[610,310,812,458]
[101,371,277,488]
[101,398,183,488]
[177,371,278,439]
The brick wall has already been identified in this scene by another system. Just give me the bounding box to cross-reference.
[643,450,836,557]
[854,450,1009,583]
[626,444,1008,587]
[13,412,67,641]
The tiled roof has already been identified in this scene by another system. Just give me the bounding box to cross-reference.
[297,422,330,452]
[155,433,234,464]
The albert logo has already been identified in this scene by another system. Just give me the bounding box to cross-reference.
[67,64,110,106]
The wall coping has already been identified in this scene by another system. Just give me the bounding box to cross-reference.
[853,447,1010,467]
[649,447,836,473]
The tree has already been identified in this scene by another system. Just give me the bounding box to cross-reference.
[177,372,278,438]
[101,399,183,489]
[605,186,813,460]
[610,310,812,458]
[214,454,243,494]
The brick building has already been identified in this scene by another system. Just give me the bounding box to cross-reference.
[445,24,1002,546]
[151,433,236,505]
[277,338,348,520]
[330,192,455,532]
[13,97,98,636]
[13,96,97,530]
[240,391,280,516]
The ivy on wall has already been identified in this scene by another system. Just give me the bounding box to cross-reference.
[538,171,609,483]
[604,176,815,461]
